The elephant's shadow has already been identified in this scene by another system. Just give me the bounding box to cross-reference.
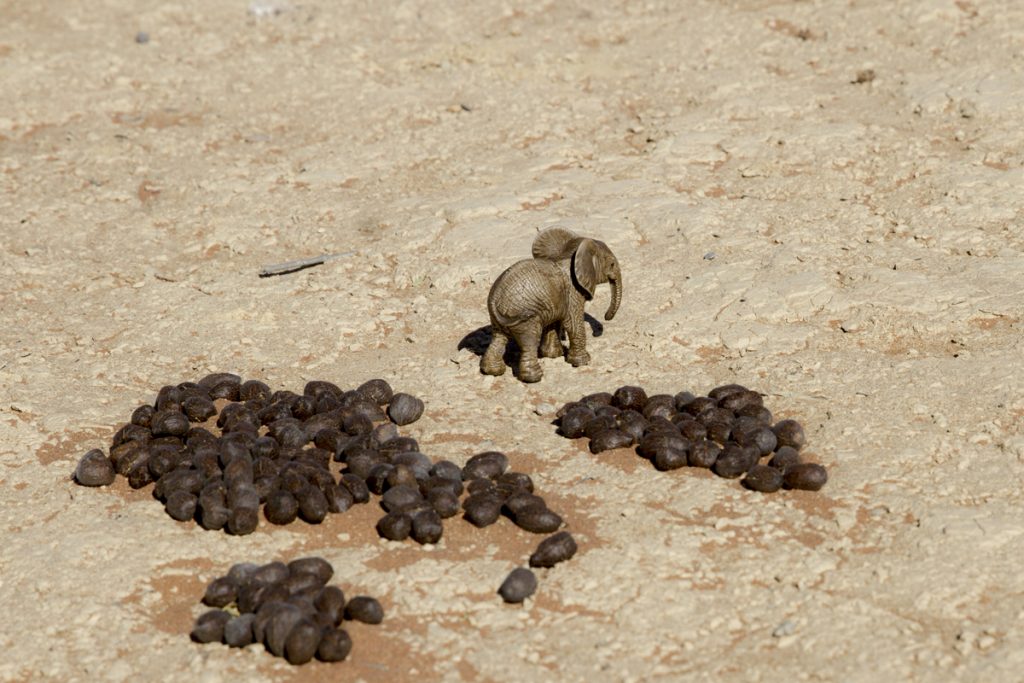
[457,315,604,373]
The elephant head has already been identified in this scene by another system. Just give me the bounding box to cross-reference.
[532,227,622,321]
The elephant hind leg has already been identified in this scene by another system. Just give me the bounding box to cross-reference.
[514,322,544,383]
[539,326,563,358]
[481,330,508,376]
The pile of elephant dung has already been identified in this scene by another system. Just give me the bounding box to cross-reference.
[73,373,427,535]
[556,384,827,493]
[190,556,382,665]
[73,373,578,602]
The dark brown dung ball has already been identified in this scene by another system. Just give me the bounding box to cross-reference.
[264,490,299,525]
[358,378,394,405]
[741,464,784,493]
[513,505,563,534]
[463,493,503,528]
[344,596,384,624]
[284,618,322,665]
[462,451,509,480]
[376,511,412,541]
[165,490,198,522]
[223,613,255,648]
[783,463,828,491]
[768,446,801,470]
[558,406,594,439]
[529,531,578,568]
[190,609,231,643]
[589,429,633,454]
[498,567,538,604]
[612,385,648,412]
[317,629,353,662]
[74,449,115,487]
[202,576,238,608]
[289,556,334,584]
[387,393,424,426]
[772,419,807,450]
[410,508,444,545]
[315,585,346,626]
[712,444,759,479]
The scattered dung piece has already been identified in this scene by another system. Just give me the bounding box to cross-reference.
[498,567,538,603]
[529,531,578,568]
[344,596,384,624]
[783,463,828,491]
[513,505,563,534]
[74,449,115,486]
[554,385,827,495]
[742,464,784,493]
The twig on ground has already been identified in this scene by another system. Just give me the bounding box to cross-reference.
[258,251,355,277]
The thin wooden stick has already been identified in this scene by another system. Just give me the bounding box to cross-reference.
[258,251,355,277]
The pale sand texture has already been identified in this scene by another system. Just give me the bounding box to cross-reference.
[1,1,1023,681]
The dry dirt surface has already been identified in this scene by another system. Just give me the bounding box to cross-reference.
[2,1,1023,681]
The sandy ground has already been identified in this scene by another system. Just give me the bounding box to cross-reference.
[2,0,1023,681]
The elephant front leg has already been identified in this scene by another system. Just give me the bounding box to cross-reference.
[514,322,544,383]
[564,308,590,367]
[481,330,508,376]
[539,326,563,358]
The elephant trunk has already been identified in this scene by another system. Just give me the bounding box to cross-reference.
[604,265,621,321]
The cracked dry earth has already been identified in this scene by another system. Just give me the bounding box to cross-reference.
[2,1,1023,682]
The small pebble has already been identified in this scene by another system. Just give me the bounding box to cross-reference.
[498,567,537,603]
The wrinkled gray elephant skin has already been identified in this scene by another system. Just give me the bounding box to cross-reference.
[481,227,622,383]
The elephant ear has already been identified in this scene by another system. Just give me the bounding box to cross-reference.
[571,239,599,300]
[532,227,581,261]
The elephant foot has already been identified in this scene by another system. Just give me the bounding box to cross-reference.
[567,350,591,367]
[539,340,563,358]
[480,357,506,376]
[518,360,543,383]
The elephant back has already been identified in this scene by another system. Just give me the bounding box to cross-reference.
[488,259,567,329]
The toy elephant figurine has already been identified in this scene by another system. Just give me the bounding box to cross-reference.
[481,227,622,383]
